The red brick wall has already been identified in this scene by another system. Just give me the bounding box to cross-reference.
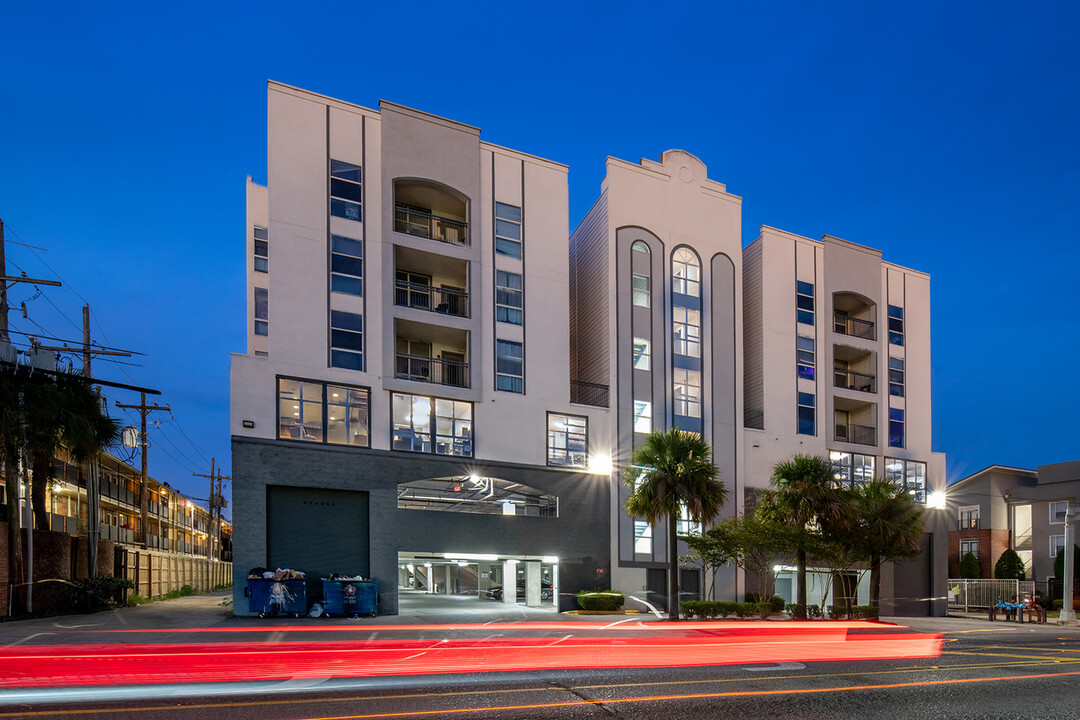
[949,529,1013,578]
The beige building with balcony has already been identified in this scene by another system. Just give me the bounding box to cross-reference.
[231,82,947,616]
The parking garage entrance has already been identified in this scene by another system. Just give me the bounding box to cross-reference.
[398,552,559,612]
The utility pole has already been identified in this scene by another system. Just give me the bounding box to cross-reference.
[0,218,62,345]
[1061,506,1077,625]
[115,395,170,548]
[193,459,229,562]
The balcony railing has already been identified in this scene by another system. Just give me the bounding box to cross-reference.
[834,369,876,393]
[834,423,876,446]
[570,380,610,408]
[395,204,468,246]
[959,517,981,530]
[394,280,469,317]
[834,313,876,340]
[395,353,469,388]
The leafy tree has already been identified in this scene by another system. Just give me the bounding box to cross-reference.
[625,428,726,620]
[995,548,1027,580]
[1053,545,1080,579]
[762,454,850,619]
[849,477,926,608]
[959,552,981,579]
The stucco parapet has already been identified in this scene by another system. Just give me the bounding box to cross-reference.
[757,225,816,245]
[481,142,568,172]
[379,100,480,137]
[881,260,931,281]
[604,155,742,204]
[268,80,380,120]
[823,234,883,260]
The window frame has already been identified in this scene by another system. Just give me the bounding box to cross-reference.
[672,306,701,358]
[672,248,701,298]
[889,407,905,448]
[330,234,363,296]
[495,269,523,325]
[888,304,904,346]
[494,201,522,259]
[796,281,815,326]
[330,159,363,222]
[254,287,268,336]
[673,368,702,419]
[797,392,815,435]
[547,412,588,468]
[632,273,651,308]
[253,226,268,273]
[330,310,363,371]
[633,400,652,434]
[888,356,905,397]
[495,339,524,393]
[1051,534,1066,559]
[960,538,979,562]
[277,376,371,448]
[632,337,651,371]
[1050,501,1069,524]
[797,335,815,380]
[391,392,473,457]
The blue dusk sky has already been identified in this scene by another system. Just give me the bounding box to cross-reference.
[1,2,1078,510]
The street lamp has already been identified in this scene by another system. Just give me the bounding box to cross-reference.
[1060,506,1076,625]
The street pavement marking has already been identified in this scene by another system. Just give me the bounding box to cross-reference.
[9,656,1080,718]
[943,650,1080,661]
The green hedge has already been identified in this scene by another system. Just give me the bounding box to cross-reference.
[576,590,625,611]
[681,601,766,619]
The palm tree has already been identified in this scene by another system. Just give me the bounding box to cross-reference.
[624,428,726,620]
[852,477,925,608]
[764,454,849,619]
[25,371,120,530]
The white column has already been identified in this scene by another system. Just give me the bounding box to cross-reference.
[1061,507,1076,624]
[525,561,541,606]
[502,560,517,604]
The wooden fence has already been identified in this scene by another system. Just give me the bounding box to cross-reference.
[117,547,232,599]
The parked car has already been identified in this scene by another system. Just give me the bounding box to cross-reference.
[486,583,553,601]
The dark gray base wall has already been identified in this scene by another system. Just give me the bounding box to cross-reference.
[231,437,611,616]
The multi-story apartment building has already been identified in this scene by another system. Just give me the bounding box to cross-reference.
[231,82,946,616]
[949,461,1080,585]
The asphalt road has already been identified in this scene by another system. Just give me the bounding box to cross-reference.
[2,592,1079,719]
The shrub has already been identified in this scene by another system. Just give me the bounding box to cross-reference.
[126,593,151,606]
[745,592,761,604]
[756,602,772,619]
[807,604,823,619]
[1054,545,1080,580]
[827,604,848,620]
[959,552,980,579]
[733,602,758,619]
[576,590,625,611]
[852,605,879,619]
[995,549,1027,581]
[718,601,738,618]
[1055,599,1064,610]
[768,595,786,613]
[67,575,135,610]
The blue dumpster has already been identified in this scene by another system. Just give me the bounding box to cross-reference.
[322,579,378,617]
[248,578,307,617]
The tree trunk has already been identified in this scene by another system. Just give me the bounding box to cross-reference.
[31,451,50,532]
[668,514,680,620]
[5,453,24,614]
[796,547,808,619]
[869,555,882,609]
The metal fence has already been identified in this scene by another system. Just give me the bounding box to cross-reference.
[948,578,1036,611]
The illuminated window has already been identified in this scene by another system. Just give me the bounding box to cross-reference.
[547,413,587,468]
[673,368,701,419]
[633,401,652,434]
[633,337,651,370]
[634,520,652,554]
[672,248,701,297]
[277,377,369,447]
[885,458,926,503]
[392,393,472,457]
[673,306,701,358]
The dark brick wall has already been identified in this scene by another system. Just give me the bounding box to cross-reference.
[232,438,612,615]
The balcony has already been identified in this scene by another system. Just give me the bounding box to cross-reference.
[834,368,876,393]
[395,205,468,246]
[395,281,469,317]
[395,353,469,388]
[833,292,876,340]
[395,319,469,388]
[571,380,609,408]
[834,313,876,340]
[834,423,876,446]
[394,245,469,317]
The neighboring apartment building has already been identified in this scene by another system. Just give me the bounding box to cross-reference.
[231,82,946,616]
[948,461,1080,584]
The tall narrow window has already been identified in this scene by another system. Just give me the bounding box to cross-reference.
[633,401,652,434]
[496,339,523,393]
[889,407,905,448]
[797,392,815,435]
[888,356,905,396]
[547,413,588,468]
[495,270,523,325]
[888,305,904,346]
[632,273,650,307]
[672,248,701,297]
[797,281,815,325]
[797,335,815,379]
[495,202,522,259]
[330,160,362,221]
[673,307,701,358]
[673,368,701,419]
[254,226,268,273]
[331,235,363,296]
[330,310,363,371]
[254,287,268,336]
[632,337,651,370]
[634,520,652,554]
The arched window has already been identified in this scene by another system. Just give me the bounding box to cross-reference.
[672,248,701,297]
[631,240,650,254]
